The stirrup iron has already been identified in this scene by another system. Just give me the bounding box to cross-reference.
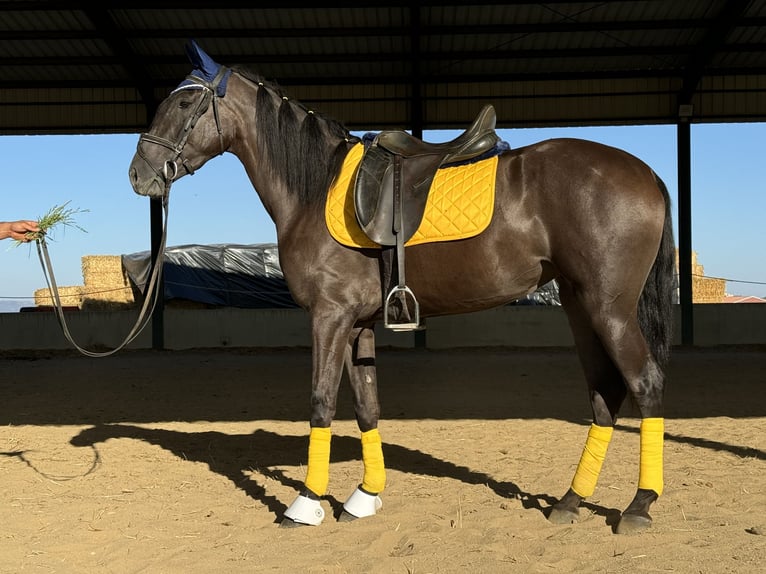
[384,285,420,331]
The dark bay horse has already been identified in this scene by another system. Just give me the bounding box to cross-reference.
[129,41,675,534]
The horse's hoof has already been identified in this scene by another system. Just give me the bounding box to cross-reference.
[279,517,306,528]
[548,506,580,525]
[615,513,652,534]
[341,487,382,520]
[338,510,358,522]
[282,494,325,526]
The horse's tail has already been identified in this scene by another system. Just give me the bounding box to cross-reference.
[638,173,676,366]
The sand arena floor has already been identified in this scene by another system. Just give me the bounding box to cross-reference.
[1,346,764,573]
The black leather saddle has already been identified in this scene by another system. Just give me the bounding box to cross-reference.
[354,104,499,246]
[351,105,499,331]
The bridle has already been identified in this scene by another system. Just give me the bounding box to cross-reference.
[135,65,230,194]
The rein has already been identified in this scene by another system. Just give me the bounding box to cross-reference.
[35,197,169,358]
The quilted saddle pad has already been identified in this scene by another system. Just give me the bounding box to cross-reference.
[325,143,498,249]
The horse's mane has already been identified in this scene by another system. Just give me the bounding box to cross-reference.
[232,66,354,206]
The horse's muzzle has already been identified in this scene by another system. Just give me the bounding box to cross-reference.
[128,155,173,198]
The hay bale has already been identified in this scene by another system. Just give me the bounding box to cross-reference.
[34,286,83,307]
[80,255,137,308]
[693,276,726,303]
[81,254,123,275]
[675,249,726,303]
[81,255,130,288]
[79,284,136,308]
[80,296,138,311]
[34,255,139,310]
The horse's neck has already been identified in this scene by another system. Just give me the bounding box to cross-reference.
[234,149,294,229]
[227,74,349,234]
[230,137,338,238]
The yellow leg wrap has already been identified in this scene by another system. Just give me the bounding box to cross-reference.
[571,424,614,498]
[360,428,386,494]
[304,427,331,496]
[638,417,664,496]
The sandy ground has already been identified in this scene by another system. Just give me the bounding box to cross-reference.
[1,346,764,573]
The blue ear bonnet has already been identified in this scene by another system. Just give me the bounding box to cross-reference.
[174,40,231,97]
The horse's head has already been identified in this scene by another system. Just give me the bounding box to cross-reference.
[128,40,232,198]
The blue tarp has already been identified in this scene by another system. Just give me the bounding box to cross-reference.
[122,243,559,309]
[122,243,298,309]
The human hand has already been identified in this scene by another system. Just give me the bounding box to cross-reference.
[1,220,41,242]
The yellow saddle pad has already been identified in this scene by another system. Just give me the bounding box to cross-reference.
[325,143,498,249]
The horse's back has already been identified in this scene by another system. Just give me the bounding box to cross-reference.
[500,137,665,225]
[507,137,658,184]
[497,137,667,293]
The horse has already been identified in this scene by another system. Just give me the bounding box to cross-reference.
[129,41,675,534]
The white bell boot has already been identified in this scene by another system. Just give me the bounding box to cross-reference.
[282,493,325,526]
[342,486,383,520]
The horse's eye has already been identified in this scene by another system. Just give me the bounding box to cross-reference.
[179,99,194,109]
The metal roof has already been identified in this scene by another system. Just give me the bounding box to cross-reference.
[1,1,765,134]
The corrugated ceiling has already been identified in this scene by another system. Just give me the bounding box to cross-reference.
[1,1,764,134]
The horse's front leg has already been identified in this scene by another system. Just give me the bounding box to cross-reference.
[281,308,354,528]
[338,325,385,521]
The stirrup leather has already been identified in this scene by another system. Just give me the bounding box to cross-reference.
[384,159,422,332]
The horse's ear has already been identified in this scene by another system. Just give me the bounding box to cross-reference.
[185,39,220,77]
[185,39,204,65]
[179,39,231,97]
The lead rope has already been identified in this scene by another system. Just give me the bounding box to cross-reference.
[35,196,170,358]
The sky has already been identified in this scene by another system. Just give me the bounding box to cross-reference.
[2,121,765,306]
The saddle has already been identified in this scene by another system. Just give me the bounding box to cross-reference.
[353,105,500,331]
[354,104,499,246]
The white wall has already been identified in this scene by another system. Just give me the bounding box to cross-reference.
[2,304,765,351]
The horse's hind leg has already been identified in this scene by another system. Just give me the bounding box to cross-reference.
[553,280,665,534]
[592,314,665,535]
[550,281,627,525]
[338,325,385,521]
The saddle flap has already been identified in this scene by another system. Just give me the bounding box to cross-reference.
[354,145,395,245]
[354,144,438,246]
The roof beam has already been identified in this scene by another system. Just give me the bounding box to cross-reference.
[0,1,660,9]
[80,7,159,120]
[678,0,752,105]
[4,43,764,69]
[3,18,765,41]
[7,66,766,92]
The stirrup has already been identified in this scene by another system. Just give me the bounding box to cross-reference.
[384,285,421,331]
